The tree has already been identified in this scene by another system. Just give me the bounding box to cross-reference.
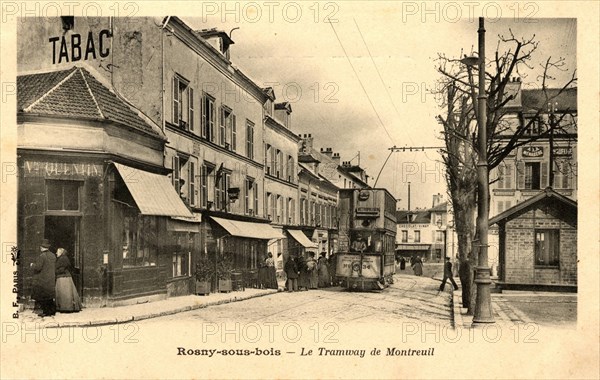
[436,28,577,314]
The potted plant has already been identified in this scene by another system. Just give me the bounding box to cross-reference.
[217,253,234,293]
[194,255,213,296]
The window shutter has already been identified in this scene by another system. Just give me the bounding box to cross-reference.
[209,101,215,142]
[201,95,206,138]
[541,161,548,188]
[172,77,180,124]
[516,161,525,189]
[231,114,237,151]
[189,162,195,206]
[188,88,194,131]
[506,162,513,189]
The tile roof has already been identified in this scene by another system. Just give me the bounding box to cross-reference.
[18,67,164,139]
[396,210,431,224]
[521,88,577,113]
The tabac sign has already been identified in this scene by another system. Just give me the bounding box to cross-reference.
[522,146,544,158]
[49,30,112,64]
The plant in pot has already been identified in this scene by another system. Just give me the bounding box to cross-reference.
[217,252,234,293]
[194,255,213,296]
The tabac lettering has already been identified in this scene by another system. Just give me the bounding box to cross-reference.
[49,29,112,65]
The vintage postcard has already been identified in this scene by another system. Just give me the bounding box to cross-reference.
[1,1,598,379]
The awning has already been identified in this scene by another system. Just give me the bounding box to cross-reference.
[210,216,284,240]
[396,244,431,251]
[114,163,192,218]
[287,229,318,248]
[167,213,202,233]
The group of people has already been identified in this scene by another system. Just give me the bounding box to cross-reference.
[284,251,335,292]
[31,239,81,317]
[257,252,278,289]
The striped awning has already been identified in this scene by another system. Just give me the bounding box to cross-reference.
[114,163,192,218]
[286,229,318,248]
[210,216,284,240]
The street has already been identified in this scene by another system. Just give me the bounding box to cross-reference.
[139,273,453,325]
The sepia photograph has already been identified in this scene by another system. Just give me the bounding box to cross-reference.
[1,1,598,379]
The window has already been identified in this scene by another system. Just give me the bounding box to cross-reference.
[401,230,408,243]
[172,76,192,130]
[46,180,80,211]
[289,198,295,225]
[122,215,158,268]
[276,195,283,223]
[201,93,215,142]
[414,230,421,243]
[219,106,235,148]
[246,120,254,159]
[517,161,548,190]
[199,164,213,209]
[300,198,306,225]
[231,114,237,151]
[497,200,512,215]
[553,161,573,189]
[524,117,543,136]
[172,233,192,277]
[435,231,444,243]
[535,230,559,267]
[265,144,272,175]
[245,178,255,215]
[497,162,513,189]
[215,170,230,211]
[524,162,541,190]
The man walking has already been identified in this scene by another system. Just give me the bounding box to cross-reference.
[439,256,458,291]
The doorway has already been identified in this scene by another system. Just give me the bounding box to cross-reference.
[45,216,82,298]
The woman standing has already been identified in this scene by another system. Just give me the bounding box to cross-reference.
[257,253,269,289]
[297,255,310,291]
[265,252,278,289]
[318,252,330,288]
[306,252,318,289]
[55,248,81,313]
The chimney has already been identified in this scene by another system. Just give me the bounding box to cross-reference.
[432,193,444,207]
[302,133,313,151]
[332,152,341,164]
[323,147,334,158]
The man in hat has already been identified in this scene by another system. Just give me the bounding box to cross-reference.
[30,239,57,316]
[439,256,459,292]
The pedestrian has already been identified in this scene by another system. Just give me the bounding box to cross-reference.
[265,252,278,289]
[284,256,299,292]
[400,257,406,270]
[55,248,82,313]
[318,251,330,288]
[412,255,423,276]
[306,252,318,289]
[328,252,337,286]
[297,254,310,291]
[439,256,459,291]
[257,253,269,289]
[30,239,57,317]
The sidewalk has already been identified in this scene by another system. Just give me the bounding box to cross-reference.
[452,289,533,329]
[20,288,279,328]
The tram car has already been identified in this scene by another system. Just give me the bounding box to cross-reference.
[336,188,397,291]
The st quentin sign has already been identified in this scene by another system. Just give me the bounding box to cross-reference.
[23,160,102,177]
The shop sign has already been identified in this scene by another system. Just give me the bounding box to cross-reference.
[356,207,379,218]
[553,146,573,157]
[522,146,543,158]
[336,254,381,278]
[49,30,111,65]
[23,160,102,177]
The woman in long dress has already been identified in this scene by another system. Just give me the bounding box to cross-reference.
[257,253,269,289]
[306,252,318,289]
[318,252,330,288]
[412,256,423,276]
[55,248,82,313]
[265,252,278,289]
[297,255,310,291]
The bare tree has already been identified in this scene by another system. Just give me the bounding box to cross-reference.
[436,29,577,314]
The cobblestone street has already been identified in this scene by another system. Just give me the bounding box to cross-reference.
[139,273,453,325]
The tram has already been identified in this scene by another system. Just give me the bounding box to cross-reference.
[336,188,397,291]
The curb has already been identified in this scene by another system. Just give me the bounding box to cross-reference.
[43,289,279,328]
[452,290,466,329]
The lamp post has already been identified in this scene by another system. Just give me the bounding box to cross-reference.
[460,17,494,324]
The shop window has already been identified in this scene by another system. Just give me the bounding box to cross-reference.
[46,180,81,211]
[122,216,158,268]
[201,93,216,142]
[172,234,192,277]
[414,230,421,243]
[535,229,559,267]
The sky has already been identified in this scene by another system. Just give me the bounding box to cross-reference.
[182,3,577,210]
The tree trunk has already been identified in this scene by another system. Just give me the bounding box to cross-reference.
[453,193,477,313]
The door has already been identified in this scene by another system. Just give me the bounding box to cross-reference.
[45,216,82,298]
